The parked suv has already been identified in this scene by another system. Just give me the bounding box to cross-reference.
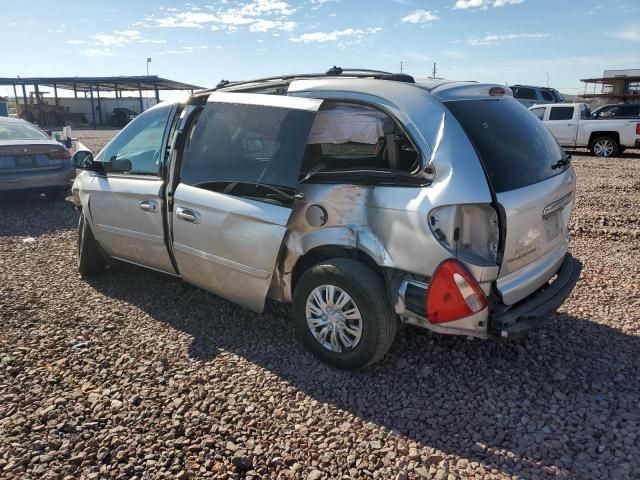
[71,69,580,369]
[510,85,565,108]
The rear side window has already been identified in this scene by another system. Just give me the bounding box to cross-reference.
[540,90,553,101]
[616,105,640,118]
[181,102,316,191]
[549,107,574,121]
[512,87,536,100]
[445,99,567,193]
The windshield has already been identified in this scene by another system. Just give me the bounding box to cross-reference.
[0,120,50,141]
[445,98,568,193]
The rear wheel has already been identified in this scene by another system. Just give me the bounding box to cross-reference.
[590,136,619,157]
[77,213,105,276]
[292,258,397,370]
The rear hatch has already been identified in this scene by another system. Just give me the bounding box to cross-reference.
[445,98,575,305]
[0,140,69,174]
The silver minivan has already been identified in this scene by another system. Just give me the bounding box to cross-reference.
[72,69,580,369]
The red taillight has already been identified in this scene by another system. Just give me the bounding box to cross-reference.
[426,259,488,324]
[49,149,72,160]
[489,87,506,96]
[636,123,640,136]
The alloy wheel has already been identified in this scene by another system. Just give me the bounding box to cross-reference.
[593,139,614,157]
[305,284,363,353]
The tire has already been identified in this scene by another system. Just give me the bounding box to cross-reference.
[77,213,105,276]
[292,258,397,370]
[590,136,619,157]
[45,189,68,201]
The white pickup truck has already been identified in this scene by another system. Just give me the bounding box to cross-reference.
[529,103,640,157]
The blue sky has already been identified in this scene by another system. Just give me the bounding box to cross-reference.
[1,0,639,98]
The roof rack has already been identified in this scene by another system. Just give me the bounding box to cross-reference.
[192,66,415,97]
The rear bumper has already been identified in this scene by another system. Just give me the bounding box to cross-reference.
[489,254,581,339]
[0,164,75,192]
[635,139,640,148]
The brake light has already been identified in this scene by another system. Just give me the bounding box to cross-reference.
[489,87,506,96]
[636,123,640,136]
[48,149,72,160]
[426,259,488,324]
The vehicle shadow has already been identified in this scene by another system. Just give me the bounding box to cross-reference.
[86,263,640,478]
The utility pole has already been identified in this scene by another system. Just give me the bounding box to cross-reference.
[400,61,404,74]
[432,62,437,79]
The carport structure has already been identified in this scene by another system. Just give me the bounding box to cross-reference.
[0,76,204,128]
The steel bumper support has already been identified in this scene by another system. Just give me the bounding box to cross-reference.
[490,254,582,339]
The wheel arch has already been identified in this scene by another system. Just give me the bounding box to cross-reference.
[588,131,620,147]
[275,225,396,302]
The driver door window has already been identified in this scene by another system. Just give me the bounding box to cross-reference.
[97,105,172,176]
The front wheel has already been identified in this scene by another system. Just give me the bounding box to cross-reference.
[292,259,397,370]
[590,136,619,157]
[77,213,105,276]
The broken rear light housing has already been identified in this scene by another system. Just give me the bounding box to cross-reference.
[426,259,488,324]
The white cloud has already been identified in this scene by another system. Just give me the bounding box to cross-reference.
[289,27,382,44]
[310,0,339,9]
[67,39,84,45]
[613,24,640,41]
[154,0,295,31]
[80,48,115,57]
[454,0,523,9]
[465,32,551,45]
[401,10,439,23]
[156,12,218,28]
[249,19,297,32]
[88,29,164,47]
[492,0,524,6]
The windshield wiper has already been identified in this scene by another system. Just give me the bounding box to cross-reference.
[551,156,571,170]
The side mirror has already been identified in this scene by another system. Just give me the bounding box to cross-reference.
[105,156,132,173]
[72,150,94,169]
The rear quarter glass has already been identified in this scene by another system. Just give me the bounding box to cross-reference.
[444,99,567,193]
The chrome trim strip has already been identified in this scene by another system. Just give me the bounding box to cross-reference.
[96,224,165,244]
[542,192,573,218]
[173,242,270,279]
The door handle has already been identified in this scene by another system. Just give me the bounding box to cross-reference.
[176,207,200,224]
[139,200,158,212]
[566,123,576,126]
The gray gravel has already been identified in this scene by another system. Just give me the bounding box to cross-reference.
[1,130,639,479]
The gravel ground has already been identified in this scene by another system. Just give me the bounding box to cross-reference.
[1,130,639,479]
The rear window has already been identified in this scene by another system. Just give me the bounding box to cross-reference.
[540,90,553,101]
[512,87,536,100]
[0,120,50,141]
[445,99,567,193]
[616,105,640,118]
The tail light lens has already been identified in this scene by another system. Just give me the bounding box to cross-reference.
[48,149,72,160]
[426,259,488,324]
[636,123,640,136]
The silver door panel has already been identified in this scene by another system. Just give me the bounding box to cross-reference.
[89,175,175,274]
[172,183,291,312]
